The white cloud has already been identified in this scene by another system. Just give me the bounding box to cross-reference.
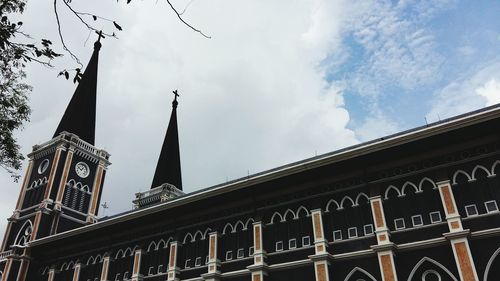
[476,79,500,106]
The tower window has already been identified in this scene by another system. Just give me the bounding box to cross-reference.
[302,236,310,246]
[249,246,254,256]
[148,266,154,275]
[348,227,358,238]
[485,200,499,213]
[226,251,233,261]
[205,256,209,264]
[333,230,342,241]
[289,238,297,249]
[364,224,374,235]
[184,259,191,268]
[275,241,283,251]
[237,248,245,258]
[158,265,163,273]
[114,274,120,281]
[394,218,405,230]
[411,215,423,227]
[195,257,202,267]
[465,205,478,217]
[429,211,441,223]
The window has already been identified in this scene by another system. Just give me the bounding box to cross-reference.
[411,215,423,227]
[364,224,374,235]
[275,241,283,251]
[302,236,311,246]
[394,218,405,230]
[148,266,154,275]
[184,259,191,268]
[237,248,245,258]
[249,246,254,256]
[114,274,121,281]
[226,251,233,260]
[465,204,478,217]
[485,200,499,213]
[333,230,342,241]
[289,238,297,249]
[195,257,202,267]
[205,256,209,264]
[157,265,163,273]
[348,227,358,238]
[429,211,442,223]
[123,272,129,279]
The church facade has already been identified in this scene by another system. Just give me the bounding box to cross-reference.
[1,38,500,281]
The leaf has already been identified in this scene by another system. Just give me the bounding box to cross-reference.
[92,15,97,21]
[17,22,23,26]
[113,21,122,31]
[127,0,132,3]
[64,71,69,80]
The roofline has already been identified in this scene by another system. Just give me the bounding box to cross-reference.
[29,104,500,247]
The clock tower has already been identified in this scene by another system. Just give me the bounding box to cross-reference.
[0,36,110,281]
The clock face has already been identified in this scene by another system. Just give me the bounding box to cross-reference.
[75,162,90,178]
[38,159,50,174]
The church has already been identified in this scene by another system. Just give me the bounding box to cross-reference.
[1,35,500,281]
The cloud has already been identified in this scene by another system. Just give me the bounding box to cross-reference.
[476,79,500,106]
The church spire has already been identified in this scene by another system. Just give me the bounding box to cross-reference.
[151,90,183,190]
[53,32,104,145]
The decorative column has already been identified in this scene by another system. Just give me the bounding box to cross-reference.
[437,180,479,281]
[87,155,107,223]
[131,248,144,281]
[16,258,30,281]
[54,146,75,211]
[247,222,268,281]
[202,232,221,281]
[370,196,398,281]
[72,262,82,281]
[0,258,13,281]
[309,209,331,281]
[14,159,34,211]
[100,255,111,281]
[44,145,66,201]
[167,241,180,281]
[47,268,56,281]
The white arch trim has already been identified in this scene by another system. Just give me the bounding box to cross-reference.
[283,209,295,221]
[419,177,437,190]
[115,249,124,259]
[147,241,157,252]
[325,199,340,212]
[13,220,33,247]
[343,267,377,281]
[384,185,402,200]
[472,165,493,180]
[234,220,245,232]
[484,246,500,281]
[202,228,212,240]
[355,193,370,206]
[340,196,355,209]
[244,218,254,230]
[222,223,233,235]
[401,181,420,196]
[452,170,472,185]
[490,160,500,176]
[407,257,458,281]
[296,206,310,218]
[182,232,193,244]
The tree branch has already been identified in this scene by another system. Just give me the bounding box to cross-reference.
[165,0,211,39]
[54,0,83,67]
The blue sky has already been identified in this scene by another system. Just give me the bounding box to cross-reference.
[0,0,499,230]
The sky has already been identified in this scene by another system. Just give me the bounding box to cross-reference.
[1,0,499,237]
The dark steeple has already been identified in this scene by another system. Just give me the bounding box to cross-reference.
[151,90,183,190]
[53,32,104,145]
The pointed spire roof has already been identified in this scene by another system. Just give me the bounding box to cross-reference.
[53,34,103,145]
[151,91,183,190]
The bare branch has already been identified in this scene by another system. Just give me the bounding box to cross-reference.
[179,0,196,15]
[54,0,83,67]
[62,0,117,38]
[165,0,211,39]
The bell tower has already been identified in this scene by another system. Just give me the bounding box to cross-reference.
[0,35,110,281]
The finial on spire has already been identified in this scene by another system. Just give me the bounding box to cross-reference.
[94,30,104,50]
[172,90,179,108]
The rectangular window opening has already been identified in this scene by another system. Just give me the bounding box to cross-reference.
[302,236,311,246]
[465,204,478,217]
[429,211,442,223]
[184,259,191,268]
[363,224,374,235]
[485,200,499,213]
[226,251,233,261]
[411,215,423,227]
[195,257,202,267]
[275,241,283,251]
[249,246,254,256]
[394,218,405,230]
[348,227,358,238]
[333,230,342,241]
[289,238,297,249]
[237,248,245,259]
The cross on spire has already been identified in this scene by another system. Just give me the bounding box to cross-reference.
[96,30,105,42]
[172,90,179,108]
[94,30,104,50]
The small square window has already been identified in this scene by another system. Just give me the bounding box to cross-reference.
[394,218,405,230]
[289,238,297,249]
[195,257,202,267]
[226,251,233,261]
[275,241,283,251]
[205,256,209,264]
[184,259,191,268]
[412,215,423,227]
[157,265,163,273]
[465,204,478,217]
[485,200,499,213]
[237,248,245,258]
[302,236,311,246]
[123,272,129,279]
[148,266,154,275]
[348,227,358,238]
[114,274,121,281]
[364,224,374,235]
[429,211,442,223]
[249,246,254,256]
[333,230,342,241]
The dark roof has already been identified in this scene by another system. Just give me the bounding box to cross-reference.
[53,41,101,145]
[150,95,183,190]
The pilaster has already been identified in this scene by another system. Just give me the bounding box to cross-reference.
[54,146,75,210]
[1,258,13,281]
[309,209,331,281]
[131,249,144,281]
[369,196,398,281]
[47,268,55,281]
[100,255,111,281]
[14,159,34,211]
[87,159,106,223]
[247,222,268,281]
[167,241,180,281]
[202,232,221,281]
[72,262,81,281]
[437,180,479,281]
[16,258,30,281]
